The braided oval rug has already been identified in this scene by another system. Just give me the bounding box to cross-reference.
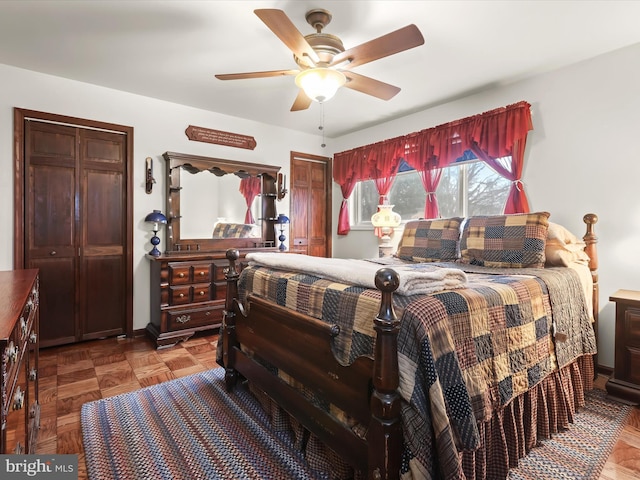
[82,368,631,480]
[81,368,322,480]
[508,388,632,479]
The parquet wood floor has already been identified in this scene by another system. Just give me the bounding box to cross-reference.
[35,333,640,480]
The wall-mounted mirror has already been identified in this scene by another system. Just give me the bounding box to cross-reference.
[163,151,281,253]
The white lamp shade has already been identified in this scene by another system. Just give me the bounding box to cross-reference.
[295,68,346,103]
[371,205,402,228]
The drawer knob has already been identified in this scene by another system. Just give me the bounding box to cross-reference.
[21,317,27,335]
[13,386,24,410]
[198,291,205,296]
[223,267,230,275]
[179,273,186,278]
[199,271,205,276]
[29,332,37,344]
[29,368,37,382]
[5,341,18,364]
[176,314,191,324]
[179,293,185,298]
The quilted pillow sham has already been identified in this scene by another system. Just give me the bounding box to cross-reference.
[459,212,550,268]
[396,217,463,262]
[212,223,256,239]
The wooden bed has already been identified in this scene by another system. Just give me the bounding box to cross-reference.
[219,213,599,480]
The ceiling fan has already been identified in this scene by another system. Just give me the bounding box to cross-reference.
[215,8,425,111]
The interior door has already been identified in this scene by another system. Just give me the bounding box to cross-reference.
[16,110,133,347]
[79,128,127,340]
[290,152,332,257]
[25,121,79,346]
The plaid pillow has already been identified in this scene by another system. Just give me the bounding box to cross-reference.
[460,212,550,268]
[396,217,463,262]
[212,223,255,239]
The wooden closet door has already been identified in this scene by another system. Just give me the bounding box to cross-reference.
[79,128,127,340]
[25,121,78,346]
[290,152,332,257]
[23,119,128,347]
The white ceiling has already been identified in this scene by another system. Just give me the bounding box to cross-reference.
[1,1,640,138]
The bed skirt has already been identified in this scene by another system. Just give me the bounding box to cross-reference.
[247,354,594,480]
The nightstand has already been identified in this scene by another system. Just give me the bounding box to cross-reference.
[606,289,640,404]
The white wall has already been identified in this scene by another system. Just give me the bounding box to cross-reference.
[0,64,324,333]
[331,42,640,367]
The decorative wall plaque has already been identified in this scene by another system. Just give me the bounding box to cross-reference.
[185,125,257,150]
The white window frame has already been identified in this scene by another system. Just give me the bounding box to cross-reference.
[349,158,510,229]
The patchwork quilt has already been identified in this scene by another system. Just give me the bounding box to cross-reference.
[236,263,597,480]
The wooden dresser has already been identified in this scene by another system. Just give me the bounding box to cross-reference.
[606,289,640,404]
[0,269,40,454]
[147,252,251,348]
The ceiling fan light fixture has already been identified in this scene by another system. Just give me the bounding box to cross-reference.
[295,67,346,103]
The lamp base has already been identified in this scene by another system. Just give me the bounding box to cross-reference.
[278,230,287,251]
[378,245,395,258]
[378,234,394,258]
[149,232,162,257]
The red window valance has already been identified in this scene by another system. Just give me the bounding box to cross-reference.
[333,101,533,234]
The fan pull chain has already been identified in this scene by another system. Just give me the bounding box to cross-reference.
[319,102,326,148]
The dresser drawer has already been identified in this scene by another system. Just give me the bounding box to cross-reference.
[169,286,191,305]
[3,329,23,411]
[212,260,230,282]
[212,281,227,301]
[166,304,224,331]
[212,259,248,282]
[191,263,211,283]
[169,264,191,285]
[625,307,640,346]
[192,283,211,302]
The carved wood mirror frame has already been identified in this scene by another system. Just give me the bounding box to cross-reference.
[163,151,281,253]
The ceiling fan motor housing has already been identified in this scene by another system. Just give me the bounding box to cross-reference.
[296,33,344,68]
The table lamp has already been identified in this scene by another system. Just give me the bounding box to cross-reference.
[145,210,168,257]
[371,205,401,257]
[275,214,290,251]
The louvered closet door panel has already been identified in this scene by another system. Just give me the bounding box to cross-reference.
[80,129,127,340]
[25,121,79,347]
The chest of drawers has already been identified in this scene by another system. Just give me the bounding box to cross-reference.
[0,269,39,454]
[606,289,640,404]
[147,252,250,348]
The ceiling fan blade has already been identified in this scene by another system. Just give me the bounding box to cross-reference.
[215,69,299,81]
[254,9,320,67]
[330,24,424,70]
[290,90,312,111]
[343,71,401,100]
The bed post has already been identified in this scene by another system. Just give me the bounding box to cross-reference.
[223,248,241,390]
[583,213,599,372]
[369,268,402,480]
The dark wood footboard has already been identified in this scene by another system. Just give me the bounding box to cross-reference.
[222,248,402,480]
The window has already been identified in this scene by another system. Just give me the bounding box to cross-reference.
[352,155,511,226]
